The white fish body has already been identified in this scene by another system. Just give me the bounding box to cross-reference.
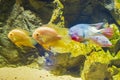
[90,35,112,47]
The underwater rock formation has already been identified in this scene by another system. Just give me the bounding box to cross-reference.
[61,0,118,27]
[82,62,113,80]
[22,0,54,23]
[0,0,15,24]
[4,0,117,28]
[81,50,113,80]
[44,53,86,75]
[0,2,42,66]
[0,0,120,80]
[114,39,120,54]
[18,0,120,29]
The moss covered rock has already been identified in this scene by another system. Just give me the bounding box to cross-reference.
[0,2,43,66]
[82,62,113,80]
[43,53,86,75]
[81,50,113,80]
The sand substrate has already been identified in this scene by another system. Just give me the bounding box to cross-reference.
[0,66,82,80]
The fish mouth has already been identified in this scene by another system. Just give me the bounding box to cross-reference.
[103,43,112,47]
[9,37,17,42]
[106,44,112,46]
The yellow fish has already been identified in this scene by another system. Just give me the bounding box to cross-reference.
[8,29,35,48]
[32,24,62,49]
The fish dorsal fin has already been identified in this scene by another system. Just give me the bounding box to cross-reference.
[13,28,30,35]
[89,22,106,29]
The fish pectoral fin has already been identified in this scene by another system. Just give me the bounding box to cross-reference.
[12,37,17,41]
[15,42,22,48]
[56,35,62,39]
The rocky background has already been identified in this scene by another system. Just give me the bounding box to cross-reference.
[0,0,120,80]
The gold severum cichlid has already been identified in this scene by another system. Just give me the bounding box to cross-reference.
[8,29,35,48]
[32,24,62,49]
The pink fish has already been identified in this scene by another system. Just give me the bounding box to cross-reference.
[69,23,113,47]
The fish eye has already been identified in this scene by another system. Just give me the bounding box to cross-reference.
[36,33,39,36]
[9,33,13,36]
[105,41,108,44]
[102,41,108,44]
[95,37,99,40]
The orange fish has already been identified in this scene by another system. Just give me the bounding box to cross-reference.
[8,29,35,48]
[32,25,62,49]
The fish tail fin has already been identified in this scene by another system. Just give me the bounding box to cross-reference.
[101,27,113,38]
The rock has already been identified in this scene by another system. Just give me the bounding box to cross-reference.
[0,3,43,66]
[114,39,120,55]
[5,3,42,32]
[43,53,86,76]
[22,0,54,23]
[110,59,120,68]
[110,0,120,28]
[14,0,119,29]
[62,0,81,27]
[62,0,116,27]
[0,33,37,65]
[0,0,15,26]
[81,50,113,80]
[82,62,113,80]
[0,55,8,67]
[0,1,119,79]
[15,0,120,29]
